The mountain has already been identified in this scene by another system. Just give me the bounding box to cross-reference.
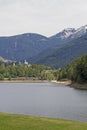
[0,25,87,66]
[71,25,87,38]
[0,30,75,61]
[52,28,76,39]
[49,25,87,45]
[0,33,49,61]
[32,33,87,68]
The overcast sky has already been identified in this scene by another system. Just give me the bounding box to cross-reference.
[0,0,87,36]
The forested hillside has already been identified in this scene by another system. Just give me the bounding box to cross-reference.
[0,55,87,87]
[33,34,87,68]
[0,33,49,61]
[0,64,55,81]
[56,55,87,84]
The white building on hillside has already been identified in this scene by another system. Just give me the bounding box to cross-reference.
[24,60,28,65]
[24,60,31,67]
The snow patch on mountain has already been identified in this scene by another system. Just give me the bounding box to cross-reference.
[71,25,87,38]
[60,28,76,39]
[50,25,87,40]
[50,28,76,40]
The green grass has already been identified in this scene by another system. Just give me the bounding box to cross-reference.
[0,113,87,130]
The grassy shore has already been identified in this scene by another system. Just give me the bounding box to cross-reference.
[0,113,87,130]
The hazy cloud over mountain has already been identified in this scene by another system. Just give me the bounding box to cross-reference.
[0,0,87,36]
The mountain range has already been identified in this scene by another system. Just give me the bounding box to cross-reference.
[0,25,87,68]
[33,33,87,68]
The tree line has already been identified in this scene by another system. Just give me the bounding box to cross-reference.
[55,54,87,84]
[0,64,55,81]
[0,54,87,84]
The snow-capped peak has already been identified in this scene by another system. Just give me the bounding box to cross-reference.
[63,28,76,32]
[50,25,87,40]
[58,25,87,39]
[84,25,87,29]
[60,28,76,39]
[71,25,87,38]
[51,28,76,40]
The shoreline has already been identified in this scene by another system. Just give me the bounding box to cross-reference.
[51,80,87,89]
[0,79,71,85]
[0,79,48,83]
[51,80,71,85]
[0,112,87,122]
[0,112,87,130]
[70,83,87,90]
[0,79,87,90]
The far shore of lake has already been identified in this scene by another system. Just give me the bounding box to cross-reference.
[51,80,71,85]
[52,80,87,90]
[70,83,87,90]
[0,79,71,85]
[0,79,48,83]
[0,78,87,90]
[51,80,87,90]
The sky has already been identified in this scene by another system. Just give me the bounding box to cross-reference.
[0,0,87,37]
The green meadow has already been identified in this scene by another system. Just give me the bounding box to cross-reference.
[0,113,87,130]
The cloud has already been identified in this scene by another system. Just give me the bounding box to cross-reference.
[0,0,87,36]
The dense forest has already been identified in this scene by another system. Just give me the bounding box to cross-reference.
[0,55,87,85]
[56,54,87,84]
[0,64,55,81]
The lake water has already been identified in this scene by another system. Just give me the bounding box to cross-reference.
[0,82,87,121]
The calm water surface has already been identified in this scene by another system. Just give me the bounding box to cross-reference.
[0,82,87,121]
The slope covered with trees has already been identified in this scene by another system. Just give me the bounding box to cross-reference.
[0,55,86,87]
[0,33,49,61]
[33,34,87,68]
[56,55,87,84]
[0,64,55,81]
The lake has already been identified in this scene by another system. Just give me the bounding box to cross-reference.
[0,82,87,121]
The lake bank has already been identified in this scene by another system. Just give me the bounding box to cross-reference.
[0,113,87,130]
[0,78,71,85]
[51,80,71,85]
[0,79,48,83]
[70,83,87,90]
[51,80,87,90]
[0,79,87,90]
